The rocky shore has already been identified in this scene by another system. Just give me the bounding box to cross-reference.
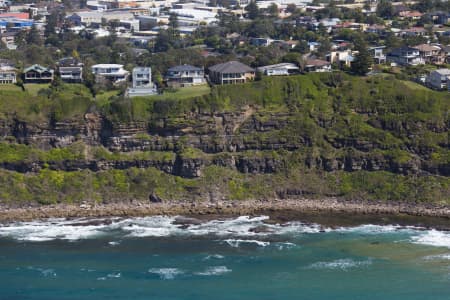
[0,198,449,228]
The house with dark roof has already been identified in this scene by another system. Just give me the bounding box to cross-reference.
[208,61,255,85]
[58,57,83,83]
[23,64,54,83]
[387,46,425,66]
[304,58,331,72]
[165,64,205,88]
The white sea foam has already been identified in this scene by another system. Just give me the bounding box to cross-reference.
[275,242,297,250]
[307,259,372,271]
[194,266,231,276]
[148,268,184,280]
[0,215,324,241]
[411,230,450,249]
[1,215,448,247]
[108,241,121,246]
[223,239,270,247]
[423,253,450,261]
[203,254,225,260]
[0,218,110,241]
[336,224,418,234]
[27,266,57,277]
[107,272,121,278]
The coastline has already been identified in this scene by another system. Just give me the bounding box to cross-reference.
[0,198,449,228]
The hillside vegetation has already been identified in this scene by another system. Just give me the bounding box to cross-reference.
[0,73,448,205]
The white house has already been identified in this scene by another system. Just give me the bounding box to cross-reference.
[165,64,206,87]
[0,65,16,84]
[257,63,300,76]
[427,68,450,90]
[92,64,129,84]
[127,67,156,97]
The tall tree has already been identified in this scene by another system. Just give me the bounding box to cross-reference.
[376,0,394,19]
[245,1,259,20]
[267,3,279,18]
[45,11,58,37]
[26,25,43,46]
[351,36,373,75]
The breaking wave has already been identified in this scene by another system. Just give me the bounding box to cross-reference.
[223,239,270,248]
[411,230,450,249]
[194,266,232,276]
[148,268,184,280]
[307,259,373,271]
[0,215,449,251]
[0,215,323,242]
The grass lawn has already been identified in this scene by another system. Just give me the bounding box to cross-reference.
[95,90,121,105]
[24,83,50,96]
[0,83,50,96]
[150,85,211,100]
[400,80,432,91]
[0,84,23,93]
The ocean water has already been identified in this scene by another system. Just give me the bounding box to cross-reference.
[0,215,450,300]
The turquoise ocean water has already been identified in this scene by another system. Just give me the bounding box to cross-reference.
[0,215,449,300]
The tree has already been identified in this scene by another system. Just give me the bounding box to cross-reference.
[351,36,373,75]
[26,25,43,46]
[286,3,297,14]
[72,49,80,60]
[45,11,57,37]
[376,0,394,19]
[245,1,259,20]
[154,29,172,52]
[316,38,331,58]
[293,40,309,54]
[267,3,279,18]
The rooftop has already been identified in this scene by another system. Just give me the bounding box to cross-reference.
[168,64,203,72]
[433,68,450,75]
[209,61,254,74]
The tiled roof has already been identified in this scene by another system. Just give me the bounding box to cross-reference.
[209,61,254,74]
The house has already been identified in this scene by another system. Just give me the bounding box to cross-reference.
[398,10,423,20]
[23,64,54,83]
[368,46,386,64]
[127,67,156,97]
[304,58,331,72]
[0,65,16,84]
[365,24,387,35]
[387,46,425,66]
[66,12,102,26]
[327,50,355,67]
[296,16,317,28]
[91,64,129,84]
[257,63,300,76]
[413,44,443,64]
[165,64,205,88]
[400,27,427,37]
[58,57,83,83]
[0,32,17,50]
[59,66,83,83]
[0,17,33,29]
[208,61,255,85]
[428,12,450,25]
[427,68,450,90]
[250,37,273,47]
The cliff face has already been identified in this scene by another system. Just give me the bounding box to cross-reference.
[0,106,447,179]
[0,74,448,205]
